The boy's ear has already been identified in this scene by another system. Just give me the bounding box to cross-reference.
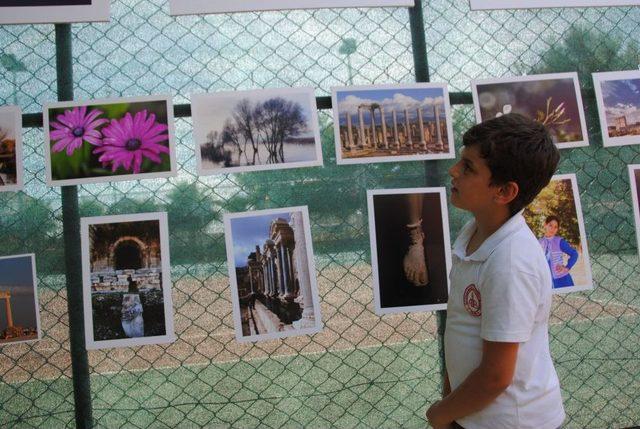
[494,181,519,206]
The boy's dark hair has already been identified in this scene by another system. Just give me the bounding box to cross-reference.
[544,215,560,226]
[463,113,559,215]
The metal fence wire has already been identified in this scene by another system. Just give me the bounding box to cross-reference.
[1,0,640,428]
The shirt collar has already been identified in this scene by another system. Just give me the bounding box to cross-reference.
[452,210,526,262]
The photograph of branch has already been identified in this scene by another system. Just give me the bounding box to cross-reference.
[0,254,40,346]
[170,0,413,16]
[0,106,23,192]
[470,0,640,9]
[367,188,451,314]
[523,174,593,294]
[627,165,640,262]
[44,95,176,187]
[193,88,322,175]
[81,212,175,350]
[332,84,455,165]
[593,70,640,147]
[224,207,322,342]
[0,0,109,25]
[472,73,588,149]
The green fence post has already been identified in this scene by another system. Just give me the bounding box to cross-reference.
[54,23,93,429]
[408,0,448,393]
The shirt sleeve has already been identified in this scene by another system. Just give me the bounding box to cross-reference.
[480,269,541,343]
[560,238,579,270]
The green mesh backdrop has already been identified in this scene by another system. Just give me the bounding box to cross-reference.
[1,0,639,428]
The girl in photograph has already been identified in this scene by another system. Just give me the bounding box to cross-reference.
[538,215,579,288]
[121,275,144,337]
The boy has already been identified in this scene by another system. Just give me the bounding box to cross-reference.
[426,113,565,429]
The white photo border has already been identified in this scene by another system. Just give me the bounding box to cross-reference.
[223,206,323,342]
[170,0,414,16]
[192,87,324,176]
[331,83,456,165]
[593,70,640,148]
[0,0,110,25]
[367,187,452,314]
[470,0,640,10]
[0,105,24,193]
[0,253,41,346]
[471,72,589,149]
[43,94,177,187]
[81,212,176,350]
[627,165,640,264]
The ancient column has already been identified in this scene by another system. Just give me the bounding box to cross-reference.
[418,107,427,149]
[434,102,444,150]
[290,212,317,330]
[404,108,412,147]
[379,105,388,149]
[358,106,366,149]
[1,291,13,328]
[345,111,355,151]
[392,109,400,149]
[369,106,377,148]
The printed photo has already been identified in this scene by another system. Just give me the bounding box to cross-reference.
[472,73,588,149]
[627,165,640,262]
[81,212,175,349]
[170,0,413,16]
[0,0,109,25]
[593,70,640,147]
[0,254,40,346]
[470,0,640,9]
[523,174,593,294]
[224,206,322,342]
[367,188,452,314]
[0,106,23,192]
[44,95,177,187]
[332,83,455,165]
[193,88,323,175]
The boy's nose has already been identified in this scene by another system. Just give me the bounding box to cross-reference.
[448,163,457,178]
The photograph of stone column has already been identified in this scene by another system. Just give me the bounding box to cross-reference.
[472,72,588,149]
[193,87,323,175]
[80,212,175,349]
[593,70,640,147]
[332,83,455,165]
[367,188,452,314]
[0,0,109,24]
[0,106,23,192]
[224,206,322,342]
[0,254,40,345]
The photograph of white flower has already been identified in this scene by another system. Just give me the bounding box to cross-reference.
[470,0,640,9]
[0,254,40,346]
[81,212,175,350]
[332,83,455,165]
[0,106,23,192]
[472,73,588,149]
[0,0,109,25]
[593,70,640,147]
[193,88,322,175]
[170,0,414,16]
[44,95,177,187]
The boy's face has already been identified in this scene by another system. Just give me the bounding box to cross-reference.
[448,144,500,214]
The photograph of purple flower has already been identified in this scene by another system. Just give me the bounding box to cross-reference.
[44,95,176,187]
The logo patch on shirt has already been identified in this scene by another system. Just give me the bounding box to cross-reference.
[463,284,481,317]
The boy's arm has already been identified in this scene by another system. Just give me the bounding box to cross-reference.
[427,340,519,427]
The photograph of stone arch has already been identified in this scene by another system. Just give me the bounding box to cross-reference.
[0,254,40,346]
[0,106,23,192]
[331,83,455,165]
[81,212,175,349]
[472,72,588,149]
[192,87,323,175]
[224,206,322,342]
[0,0,109,24]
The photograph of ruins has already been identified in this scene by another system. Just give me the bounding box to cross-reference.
[81,212,175,349]
[472,72,588,149]
[594,70,640,147]
[332,83,455,164]
[224,206,322,342]
[0,254,40,345]
[0,106,23,192]
[193,87,322,175]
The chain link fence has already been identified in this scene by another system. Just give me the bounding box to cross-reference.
[1,0,639,427]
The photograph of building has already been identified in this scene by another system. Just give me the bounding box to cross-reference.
[224,207,322,342]
[594,71,640,147]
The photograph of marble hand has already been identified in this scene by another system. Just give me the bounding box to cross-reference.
[403,193,429,287]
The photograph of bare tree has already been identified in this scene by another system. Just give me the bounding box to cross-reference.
[193,88,322,175]
[472,73,588,149]
[332,83,455,165]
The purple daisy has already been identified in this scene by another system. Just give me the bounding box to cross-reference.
[50,106,108,155]
[93,110,170,174]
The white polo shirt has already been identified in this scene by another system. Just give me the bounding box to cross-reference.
[444,212,565,429]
